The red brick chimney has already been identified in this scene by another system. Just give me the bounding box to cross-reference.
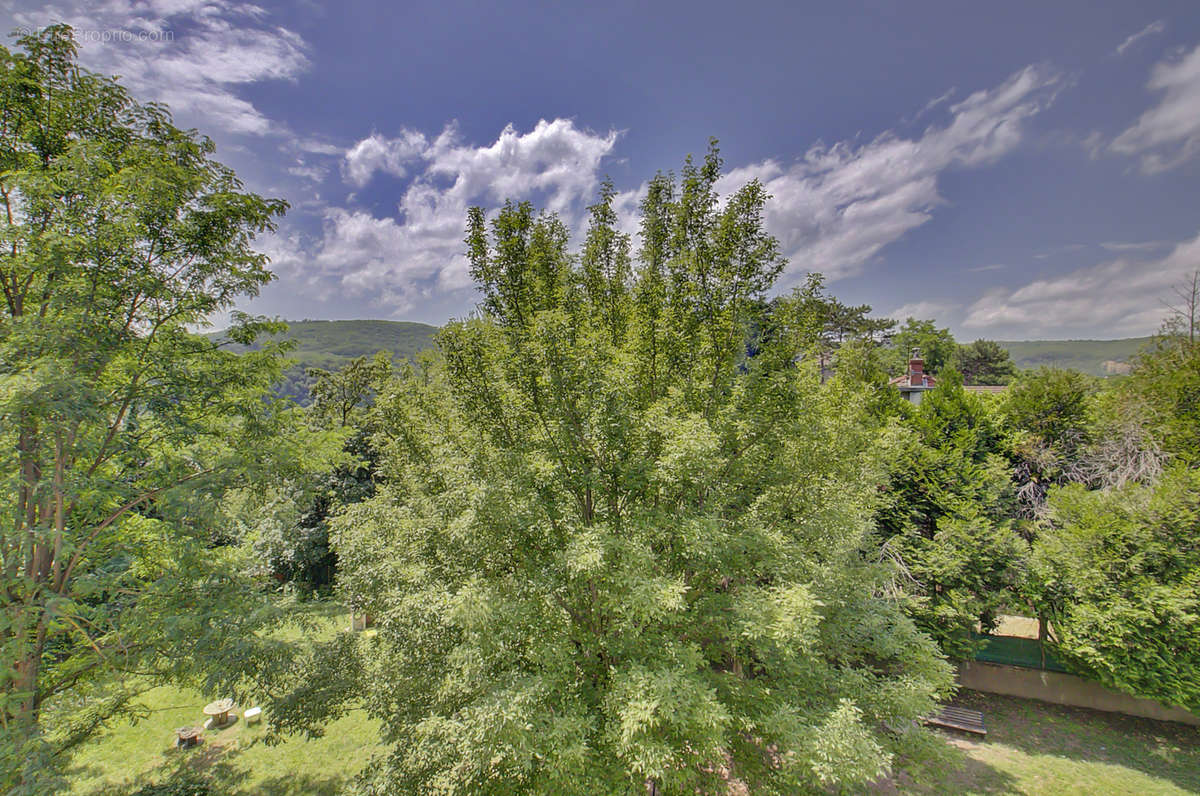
[908,349,925,387]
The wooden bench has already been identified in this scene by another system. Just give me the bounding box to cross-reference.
[925,705,987,736]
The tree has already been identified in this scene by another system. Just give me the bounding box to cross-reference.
[1161,268,1199,346]
[951,339,1018,385]
[1033,467,1200,712]
[1116,296,1200,468]
[307,350,393,428]
[0,27,295,790]
[241,353,393,593]
[776,274,895,380]
[887,318,956,377]
[1001,367,1095,518]
[290,145,952,794]
[878,370,1025,659]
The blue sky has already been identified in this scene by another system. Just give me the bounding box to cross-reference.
[6,0,1200,339]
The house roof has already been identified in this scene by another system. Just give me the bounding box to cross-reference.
[888,374,936,388]
[887,377,1008,392]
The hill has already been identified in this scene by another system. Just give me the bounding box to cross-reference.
[217,319,440,403]
[218,323,1154,402]
[997,337,1154,377]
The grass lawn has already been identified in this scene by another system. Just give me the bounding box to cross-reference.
[873,690,1200,795]
[63,603,386,796]
[65,615,1199,796]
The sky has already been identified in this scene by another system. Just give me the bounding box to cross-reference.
[4,0,1200,340]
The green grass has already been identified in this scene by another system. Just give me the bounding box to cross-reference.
[67,621,1199,796]
[873,690,1200,795]
[63,604,385,796]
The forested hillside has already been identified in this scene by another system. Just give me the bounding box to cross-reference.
[215,319,440,402]
[999,337,1152,376]
[219,322,1145,401]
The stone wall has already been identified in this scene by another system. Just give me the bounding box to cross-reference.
[958,661,1200,726]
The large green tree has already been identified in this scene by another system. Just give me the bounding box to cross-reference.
[950,339,1018,386]
[886,318,956,377]
[1118,325,1200,468]
[1034,467,1200,712]
[0,27,297,790]
[1001,367,1096,518]
[297,146,952,794]
[878,370,1025,659]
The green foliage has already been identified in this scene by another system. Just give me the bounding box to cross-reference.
[1119,333,1200,466]
[131,770,213,796]
[303,143,952,794]
[1034,467,1200,711]
[0,26,301,792]
[887,318,957,376]
[308,351,394,428]
[1001,368,1096,518]
[237,353,391,592]
[1003,367,1094,447]
[828,338,905,420]
[783,274,896,379]
[880,371,1026,659]
[951,339,1018,385]
[236,428,377,593]
[217,320,439,404]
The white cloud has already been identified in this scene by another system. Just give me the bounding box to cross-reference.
[294,138,345,156]
[13,0,309,135]
[1115,20,1166,56]
[287,164,327,182]
[342,130,429,187]
[715,65,1061,284]
[280,119,619,315]
[910,86,957,123]
[962,230,1200,337]
[1111,43,1200,173]
[886,300,957,324]
[424,119,620,214]
[1080,130,1106,159]
[1098,239,1172,253]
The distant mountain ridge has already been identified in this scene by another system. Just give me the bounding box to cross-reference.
[997,337,1153,377]
[215,320,1153,402]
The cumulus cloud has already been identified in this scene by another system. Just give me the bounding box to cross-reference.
[886,300,957,324]
[423,119,620,213]
[300,67,1055,316]
[962,230,1200,337]
[1115,20,1166,56]
[715,65,1061,284]
[1111,43,1200,173]
[13,0,309,135]
[281,119,619,315]
[342,130,429,186]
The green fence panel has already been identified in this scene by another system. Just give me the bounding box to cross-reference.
[971,633,1070,673]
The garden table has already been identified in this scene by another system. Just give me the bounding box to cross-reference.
[203,698,235,727]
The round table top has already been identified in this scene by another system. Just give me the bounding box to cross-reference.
[176,726,200,739]
[203,698,234,716]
